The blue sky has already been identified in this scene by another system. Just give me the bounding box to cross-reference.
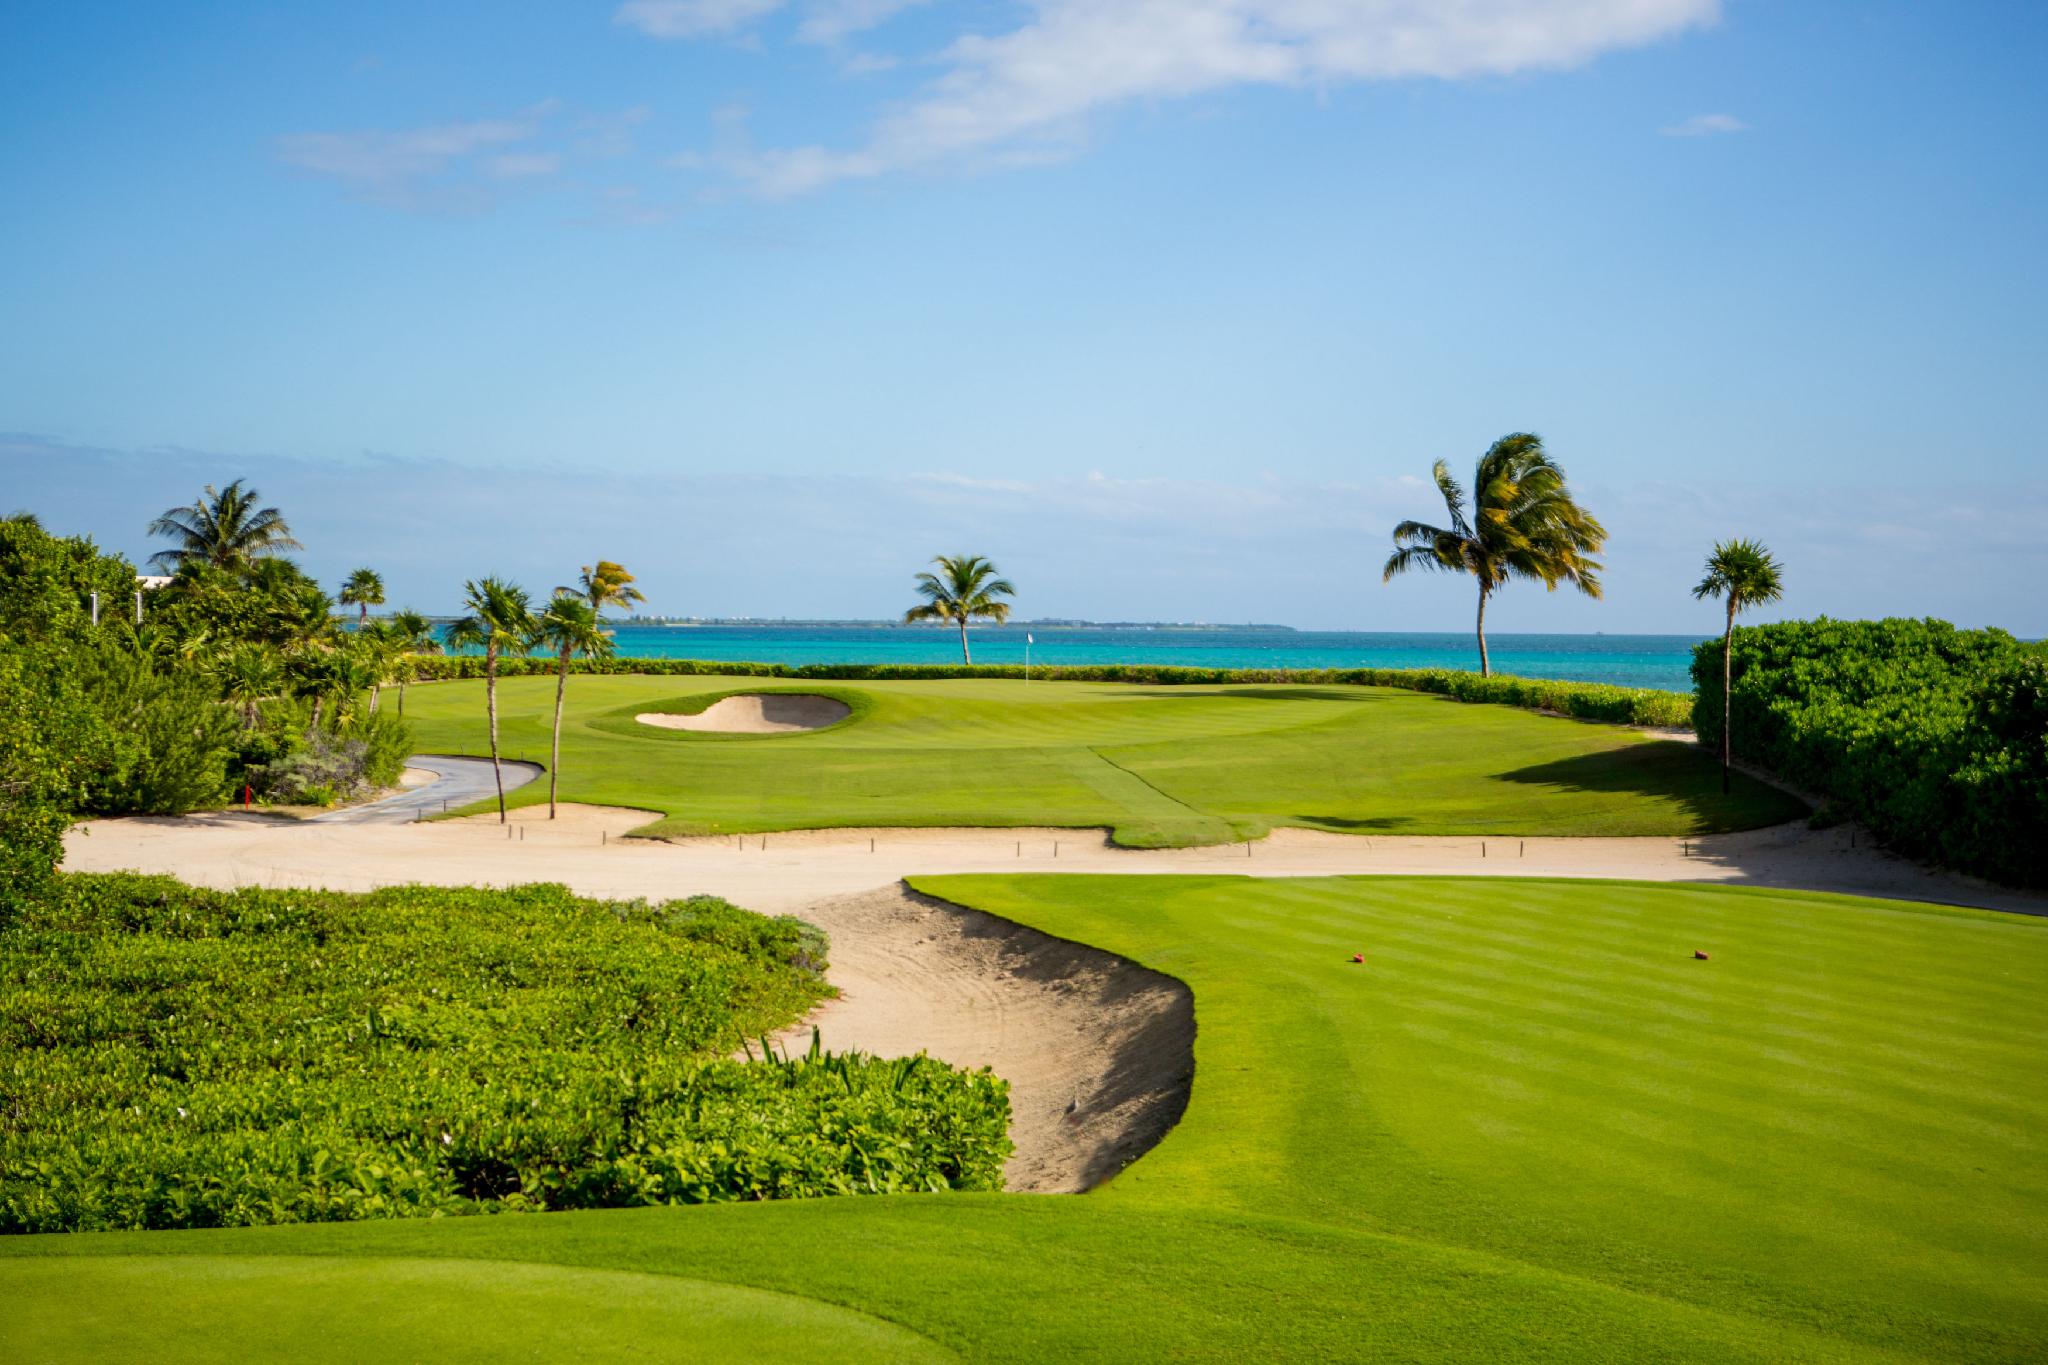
[3,1,2043,632]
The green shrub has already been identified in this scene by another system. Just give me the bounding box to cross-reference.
[0,875,1009,1233]
[0,646,111,917]
[1692,618,2048,886]
[408,655,1693,728]
[76,648,239,815]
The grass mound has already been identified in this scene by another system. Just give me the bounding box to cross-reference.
[0,875,1009,1233]
[6,875,2042,1360]
[404,675,1801,844]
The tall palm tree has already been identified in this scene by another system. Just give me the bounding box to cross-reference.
[531,594,616,820]
[1693,538,1784,795]
[558,560,646,617]
[339,567,385,626]
[446,577,535,823]
[146,480,302,572]
[904,554,1016,664]
[386,608,439,717]
[1382,433,1606,677]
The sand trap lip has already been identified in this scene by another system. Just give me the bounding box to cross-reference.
[638,694,850,734]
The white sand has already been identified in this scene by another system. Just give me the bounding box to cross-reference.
[60,811,2045,1190]
[637,694,850,734]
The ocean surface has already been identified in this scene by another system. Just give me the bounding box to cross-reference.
[576,626,1707,691]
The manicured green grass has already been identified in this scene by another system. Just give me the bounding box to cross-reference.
[401,676,1800,844]
[7,876,2042,1361]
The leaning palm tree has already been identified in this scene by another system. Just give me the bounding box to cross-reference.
[386,608,440,717]
[446,577,536,823]
[1693,538,1784,795]
[558,560,646,617]
[531,595,616,820]
[1382,433,1606,677]
[904,554,1015,664]
[339,567,385,626]
[146,480,302,571]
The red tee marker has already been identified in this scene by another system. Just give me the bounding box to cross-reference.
[1693,950,1711,960]
[1350,953,1366,964]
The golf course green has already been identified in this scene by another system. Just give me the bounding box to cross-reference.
[401,676,1800,843]
[6,874,2042,1362]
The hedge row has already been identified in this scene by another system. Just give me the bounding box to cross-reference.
[2,875,1011,1233]
[1692,618,2048,887]
[406,655,1695,728]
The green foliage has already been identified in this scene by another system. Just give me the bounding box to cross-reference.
[72,647,239,815]
[408,654,1695,727]
[0,875,1008,1233]
[1692,617,2048,885]
[0,646,111,916]
[141,558,333,654]
[0,514,137,641]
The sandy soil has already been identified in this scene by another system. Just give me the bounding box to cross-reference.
[60,810,2046,1191]
[636,694,850,734]
[398,767,438,788]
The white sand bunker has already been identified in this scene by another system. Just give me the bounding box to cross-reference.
[637,693,850,734]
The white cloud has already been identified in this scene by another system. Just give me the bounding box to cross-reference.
[662,0,1722,195]
[276,103,561,206]
[487,152,562,179]
[614,0,786,39]
[1660,111,1748,137]
[797,0,934,44]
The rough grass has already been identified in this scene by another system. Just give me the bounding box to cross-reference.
[400,676,1800,844]
[7,875,2043,1362]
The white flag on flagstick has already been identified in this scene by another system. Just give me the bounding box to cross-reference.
[1027,634,1034,644]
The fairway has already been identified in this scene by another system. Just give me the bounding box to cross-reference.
[401,676,1800,843]
[8,875,2042,1362]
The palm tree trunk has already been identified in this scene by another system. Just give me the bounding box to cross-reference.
[310,694,323,730]
[487,643,506,823]
[1721,602,1735,796]
[959,617,971,665]
[369,682,381,716]
[1475,586,1492,678]
[397,675,407,718]
[550,648,568,820]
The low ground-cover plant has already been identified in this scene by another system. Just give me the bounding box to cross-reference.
[409,656,1693,728]
[1693,617,2048,886]
[0,876,1009,1233]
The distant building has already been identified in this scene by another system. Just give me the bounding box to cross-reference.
[136,575,173,591]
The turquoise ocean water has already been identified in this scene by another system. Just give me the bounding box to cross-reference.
[583,626,1707,692]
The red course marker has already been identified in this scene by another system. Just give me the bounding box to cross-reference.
[1693,950,1711,960]
[1350,954,1366,964]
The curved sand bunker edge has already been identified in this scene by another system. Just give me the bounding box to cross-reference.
[773,882,1195,1194]
[637,693,852,735]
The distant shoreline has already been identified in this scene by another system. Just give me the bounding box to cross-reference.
[626,619,1300,632]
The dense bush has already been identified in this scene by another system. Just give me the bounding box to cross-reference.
[0,875,1010,1233]
[409,655,1694,728]
[240,706,412,805]
[0,646,110,918]
[75,647,240,814]
[1693,618,2048,886]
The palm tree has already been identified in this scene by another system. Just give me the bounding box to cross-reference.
[339,568,385,626]
[904,554,1016,664]
[350,623,400,715]
[531,595,616,820]
[1693,538,1785,795]
[386,608,439,717]
[217,644,282,730]
[558,560,646,617]
[146,480,302,571]
[1382,433,1606,677]
[447,577,536,823]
